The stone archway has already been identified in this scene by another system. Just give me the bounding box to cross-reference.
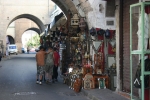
[0,0,56,48]
[7,35,15,44]
[8,14,45,33]
[12,17,41,53]
[0,14,46,51]
[8,15,44,50]
[22,27,40,51]
[21,29,40,52]
[51,0,93,18]
[25,27,41,35]
[52,0,78,17]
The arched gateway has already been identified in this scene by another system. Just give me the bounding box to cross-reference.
[0,0,55,49]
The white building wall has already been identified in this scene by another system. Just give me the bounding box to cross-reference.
[70,0,115,30]
[87,0,115,30]
[6,22,15,38]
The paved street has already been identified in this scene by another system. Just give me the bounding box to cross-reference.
[0,54,88,100]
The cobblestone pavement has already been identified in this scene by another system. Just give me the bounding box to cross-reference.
[0,54,89,100]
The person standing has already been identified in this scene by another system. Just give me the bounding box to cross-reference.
[52,47,60,82]
[0,51,2,67]
[35,46,45,85]
[27,46,30,54]
[6,44,10,59]
[45,47,54,83]
[53,41,59,52]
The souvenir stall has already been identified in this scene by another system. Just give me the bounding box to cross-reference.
[89,27,116,90]
[40,32,50,49]
[62,11,117,92]
[40,30,54,50]
[63,14,93,92]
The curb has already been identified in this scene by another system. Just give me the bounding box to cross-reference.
[1,57,9,61]
[117,91,130,99]
[81,89,130,100]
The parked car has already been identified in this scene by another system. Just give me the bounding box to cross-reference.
[21,48,27,53]
[30,48,35,52]
[7,44,18,55]
[35,46,40,52]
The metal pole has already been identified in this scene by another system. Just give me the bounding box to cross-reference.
[130,5,133,99]
[141,3,145,100]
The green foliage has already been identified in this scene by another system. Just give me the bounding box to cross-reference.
[26,34,40,48]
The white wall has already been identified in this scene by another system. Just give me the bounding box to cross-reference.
[6,22,15,38]
[70,0,116,30]
[87,0,116,30]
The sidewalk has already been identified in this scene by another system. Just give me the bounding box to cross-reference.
[81,88,130,100]
[1,56,10,61]
[59,72,130,100]
[59,75,130,100]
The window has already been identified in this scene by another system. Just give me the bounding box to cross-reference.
[105,1,115,17]
[9,46,16,49]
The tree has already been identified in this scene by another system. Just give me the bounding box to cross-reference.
[26,34,40,48]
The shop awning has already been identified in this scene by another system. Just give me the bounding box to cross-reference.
[50,12,67,30]
[40,32,45,36]
[40,24,51,37]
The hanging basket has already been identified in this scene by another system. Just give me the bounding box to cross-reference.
[97,29,105,35]
[89,27,96,36]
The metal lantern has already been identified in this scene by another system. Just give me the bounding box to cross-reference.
[71,14,79,28]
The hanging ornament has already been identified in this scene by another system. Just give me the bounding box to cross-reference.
[92,40,103,53]
[109,37,116,53]
[84,52,88,58]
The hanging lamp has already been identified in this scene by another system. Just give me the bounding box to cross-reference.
[71,14,79,28]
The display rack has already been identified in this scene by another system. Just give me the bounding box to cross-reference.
[130,2,150,100]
